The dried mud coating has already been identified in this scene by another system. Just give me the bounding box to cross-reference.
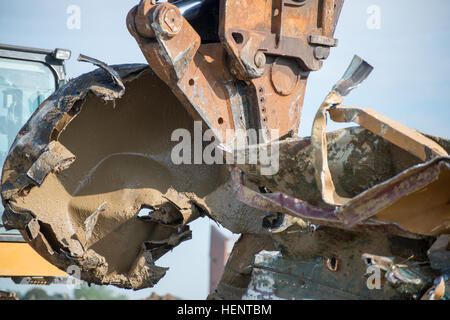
[1,65,228,289]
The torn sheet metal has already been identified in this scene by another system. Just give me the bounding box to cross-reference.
[231,164,446,239]
[311,92,348,206]
[421,277,446,300]
[0,63,266,290]
[311,94,448,207]
[309,55,374,206]
[232,125,449,237]
[236,126,449,205]
[329,105,448,162]
[332,55,374,97]
[310,93,449,235]
[337,156,449,235]
[77,54,125,93]
[0,64,199,289]
[301,69,450,235]
[26,141,76,186]
[310,91,448,228]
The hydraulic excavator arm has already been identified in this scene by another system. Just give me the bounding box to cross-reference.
[127,0,344,143]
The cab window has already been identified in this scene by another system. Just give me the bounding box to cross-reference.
[0,57,57,234]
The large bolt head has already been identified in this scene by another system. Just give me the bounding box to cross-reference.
[155,3,183,38]
[254,51,266,69]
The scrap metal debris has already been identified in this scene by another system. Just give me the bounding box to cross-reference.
[1,1,449,299]
[145,292,177,300]
[362,254,423,287]
[0,64,267,289]
[1,60,448,297]
[421,277,446,300]
[310,56,449,235]
[0,291,19,301]
[77,54,125,94]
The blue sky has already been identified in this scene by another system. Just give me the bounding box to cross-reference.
[0,0,449,299]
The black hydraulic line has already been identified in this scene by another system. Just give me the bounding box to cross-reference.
[172,0,216,20]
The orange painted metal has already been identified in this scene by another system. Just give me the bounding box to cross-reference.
[127,0,343,143]
[0,242,67,277]
[128,3,240,143]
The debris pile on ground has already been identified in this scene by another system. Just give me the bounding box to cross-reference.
[145,292,177,300]
[0,291,19,300]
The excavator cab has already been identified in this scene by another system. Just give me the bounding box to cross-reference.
[0,44,70,283]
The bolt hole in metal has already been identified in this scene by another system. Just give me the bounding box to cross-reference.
[232,32,244,44]
[258,186,271,193]
[189,78,195,86]
[262,212,285,229]
[218,117,224,124]
[326,255,340,272]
